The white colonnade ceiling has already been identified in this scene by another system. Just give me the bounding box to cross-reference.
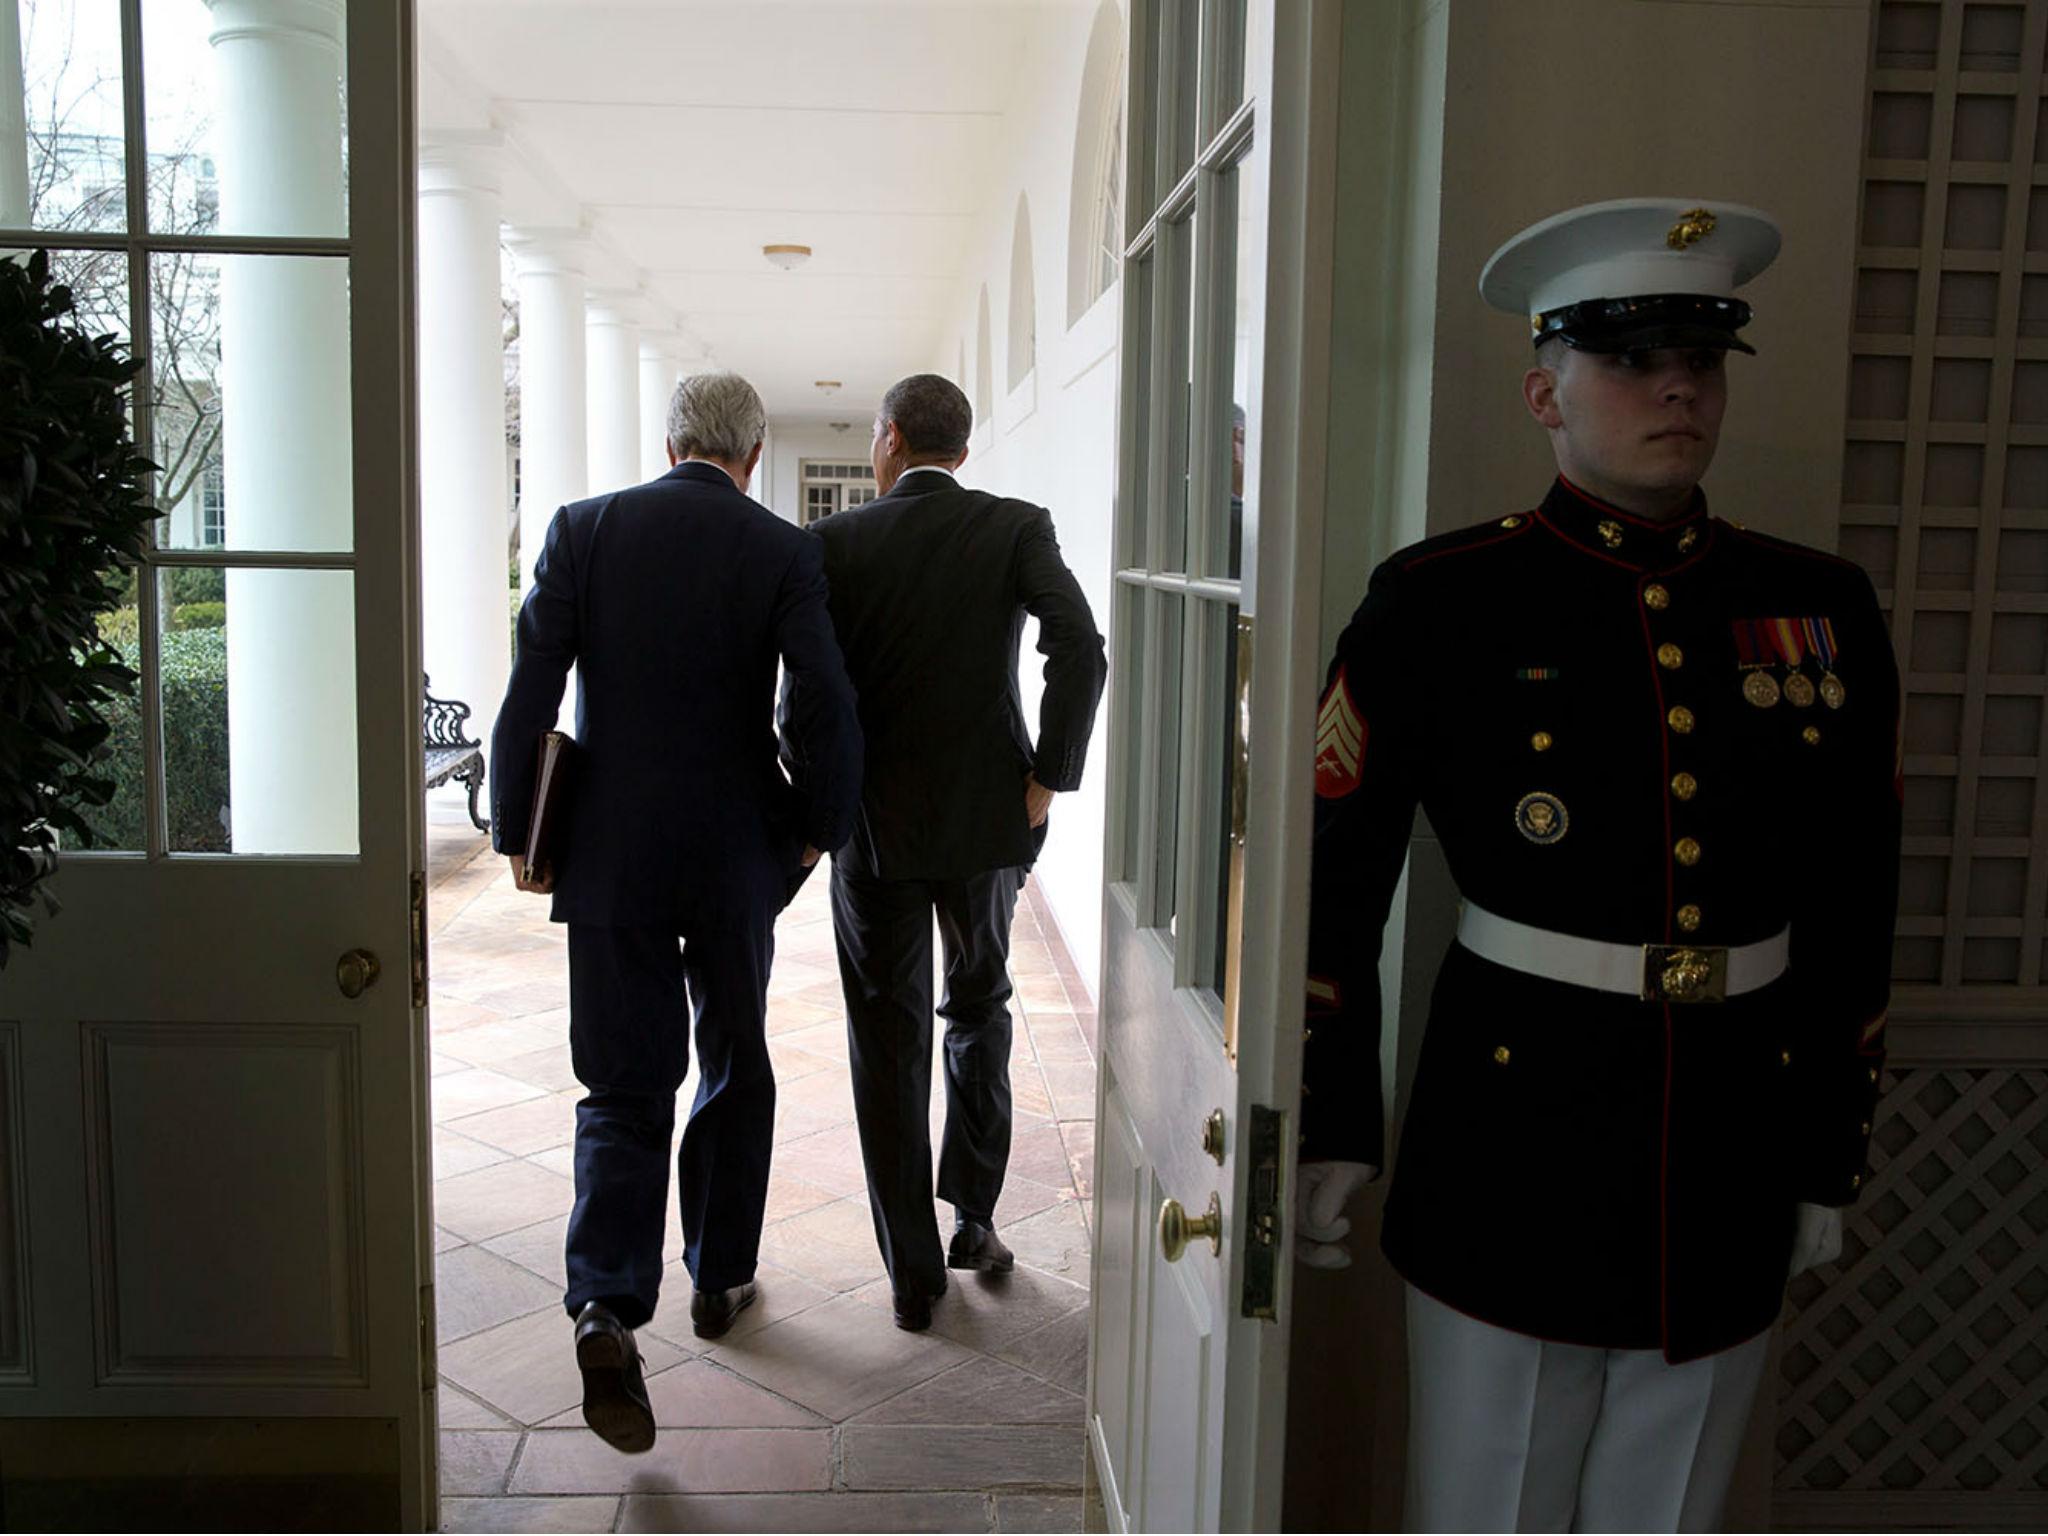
[419,0,1042,425]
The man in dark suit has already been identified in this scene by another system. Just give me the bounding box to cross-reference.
[791,373,1106,1331]
[490,371,861,1452]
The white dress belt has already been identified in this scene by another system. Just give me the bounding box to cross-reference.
[1456,901,1791,1003]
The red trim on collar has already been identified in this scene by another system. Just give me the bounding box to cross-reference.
[1396,518,1538,571]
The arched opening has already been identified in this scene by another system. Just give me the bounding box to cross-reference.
[975,284,993,429]
[1065,0,1125,328]
[1008,193,1036,390]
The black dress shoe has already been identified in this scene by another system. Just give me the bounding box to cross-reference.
[892,1271,948,1332]
[947,1220,1016,1273]
[689,1280,758,1340]
[573,1301,655,1454]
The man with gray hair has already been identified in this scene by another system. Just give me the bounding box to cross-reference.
[491,370,862,1453]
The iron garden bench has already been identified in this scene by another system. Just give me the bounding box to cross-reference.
[423,674,489,832]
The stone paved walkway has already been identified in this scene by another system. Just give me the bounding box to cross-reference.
[423,794,1098,1533]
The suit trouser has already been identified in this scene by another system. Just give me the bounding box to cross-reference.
[830,858,1024,1299]
[1404,1283,1771,1533]
[561,913,776,1327]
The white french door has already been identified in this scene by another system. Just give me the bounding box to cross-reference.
[1086,0,1338,1529]
[0,0,431,1524]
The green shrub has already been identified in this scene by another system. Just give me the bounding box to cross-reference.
[167,566,224,605]
[0,249,156,960]
[170,600,224,631]
[97,605,140,648]
[88,628,229,853]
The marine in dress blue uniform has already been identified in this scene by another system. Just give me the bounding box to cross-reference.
[1300,201,1902,1530]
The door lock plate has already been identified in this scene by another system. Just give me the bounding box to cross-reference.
[1240,1104,1282,1320]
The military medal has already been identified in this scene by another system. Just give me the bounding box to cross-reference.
[1514,790,1569,845]
[1733,618,1780,706]
[1803,616,1846,709]
[1784,672,1817,708]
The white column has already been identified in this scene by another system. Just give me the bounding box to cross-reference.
[584,289,641,494]
[506,229,589,596]
[418,131,510,753]
[0,0,29,228]
[206,0,354,854]
[638,335,682,480]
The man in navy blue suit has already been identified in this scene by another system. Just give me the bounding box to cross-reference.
[489,371,861,1453]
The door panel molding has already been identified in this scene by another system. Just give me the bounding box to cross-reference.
[82,1023,368,1387]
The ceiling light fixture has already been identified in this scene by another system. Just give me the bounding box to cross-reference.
[763,243,812,271]
[815,380,842,398]
[829,421,851,433]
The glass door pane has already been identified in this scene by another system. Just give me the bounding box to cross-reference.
[159,565,358,854]
[143,0,349,239]
[151,252,354,551]
[15,0,127,233]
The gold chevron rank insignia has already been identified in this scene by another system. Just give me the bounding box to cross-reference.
[1315,665,1367,799]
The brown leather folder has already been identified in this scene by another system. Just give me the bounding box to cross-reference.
[523,730,576,874]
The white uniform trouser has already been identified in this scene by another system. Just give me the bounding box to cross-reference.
[1405,1284,1771,1533]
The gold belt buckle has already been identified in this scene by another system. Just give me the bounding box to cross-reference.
[1642,945,1729,1004]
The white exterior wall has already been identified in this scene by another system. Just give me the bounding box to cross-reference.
[932,6,1121,999]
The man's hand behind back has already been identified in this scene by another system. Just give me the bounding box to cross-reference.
[1025,773,1054,828]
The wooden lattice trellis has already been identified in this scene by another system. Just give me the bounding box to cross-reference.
[1794,8,2048,1520]
[1779,1068,2048,1493]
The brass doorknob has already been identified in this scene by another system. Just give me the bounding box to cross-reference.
[336,949,381,999]
[1159,1192,1223,1262]
[1201,1107,1225,1164]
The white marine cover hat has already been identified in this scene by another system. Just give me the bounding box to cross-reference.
[1479,198,1783,354]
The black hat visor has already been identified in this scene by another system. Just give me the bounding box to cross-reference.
[1535,294,1756,356]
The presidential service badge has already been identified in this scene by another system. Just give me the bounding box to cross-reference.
[1515,791,1570,845]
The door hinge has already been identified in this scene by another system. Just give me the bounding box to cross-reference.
[419,1281,436,1393]
[1240,1104,1283,1321]
[409,870,428,1009]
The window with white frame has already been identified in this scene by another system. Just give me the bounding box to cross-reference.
[200,459,225,547]
[798,459,879,526]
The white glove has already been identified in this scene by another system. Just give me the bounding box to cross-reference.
[1294,1160,1378,1270]
[1787,1201,1844,1278]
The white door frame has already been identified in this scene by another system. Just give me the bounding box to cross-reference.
[0,0,432,1522]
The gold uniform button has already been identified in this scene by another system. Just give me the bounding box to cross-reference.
[1860,1121,1873,1136]
[1851,1174,1863,1190]
[1501,514,1525,529]
[1532,731,1554,752]
[1781,1049,1792,1066]
[1644,584,1671,611]
[1675,837,1702,866]
[1492,1046,1511,1066]
[1672,772,1698,800]
[1868,1067,1880,1083]
[1677,904,1702,932]
[1667,706,1695,734]
[1657,643,1684,670]
[1803,726,1822,745]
